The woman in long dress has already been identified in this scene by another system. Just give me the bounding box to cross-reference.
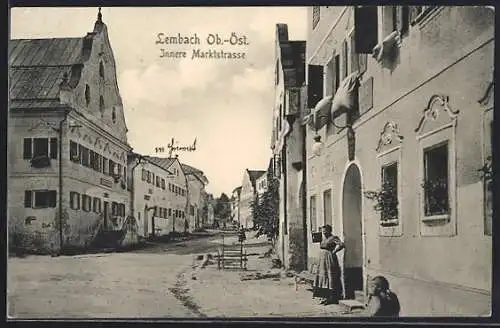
[313,224,345,305]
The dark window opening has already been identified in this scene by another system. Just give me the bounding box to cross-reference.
[33,138,49,158]
[85,85,90,106]
[310,196,317,232]
[381,162,399,222]
[423,143,449,216]
[23,138,32,159]
[99,62,105,79]
[99,96,105,113]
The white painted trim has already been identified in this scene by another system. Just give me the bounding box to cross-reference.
[308,7,349,64]
[338,159,366,295]
[417,123,457,237]
[376,146,404,237]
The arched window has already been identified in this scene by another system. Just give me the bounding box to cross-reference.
[99,96,105,114]
[99,62,105,79]
[85,85,90,106]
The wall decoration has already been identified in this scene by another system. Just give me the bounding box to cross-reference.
[376,121,404,152]
[414,95,459,133]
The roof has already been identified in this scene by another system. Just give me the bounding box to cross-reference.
[9,38,85,110]
[181,163,209,185]
[247,169,266,188]
[144,156,176,171]
[232,186,242,195]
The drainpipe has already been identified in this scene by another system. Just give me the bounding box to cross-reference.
[301,123,308,271]
[57,109,70,254]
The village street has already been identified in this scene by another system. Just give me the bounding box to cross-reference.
[7,231,358,319]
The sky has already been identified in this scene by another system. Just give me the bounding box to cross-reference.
[10,6,307,197]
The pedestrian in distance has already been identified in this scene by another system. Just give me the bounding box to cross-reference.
[238,225,246,243]
[313,224,345,305]
[365,276,401,317]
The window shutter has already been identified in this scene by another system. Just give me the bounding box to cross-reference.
[48,191,57,208]
[307,64,324,109]
[355,6,379,53]
[342,40,348,79]
[350,34,359,74]
[359,54,367,75]
[24,190,32,208]
[23,139,32,159]
[50,138,58,159]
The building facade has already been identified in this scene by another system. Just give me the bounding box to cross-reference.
[181,163,209,232]
[8,11,133,252]
[270,24,308,271]
[304,5,493,315]
[145,156,189,234]
[127,153,177,238]
[239,170,266,229]
[231,186,242,225]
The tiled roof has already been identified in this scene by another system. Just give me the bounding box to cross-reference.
[144,156,176,171]
[181,163,203,175]
[9,38,85,110]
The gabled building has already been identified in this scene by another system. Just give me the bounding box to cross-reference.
[144,156,189,234]
[8,10,132,253]
[127,153,175,238]
[239,170,266,229]
[181,163,209,232]
[304,5,493,315]
[270,24,307,271]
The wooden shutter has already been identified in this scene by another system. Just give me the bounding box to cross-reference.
[50,138,58,159]
[355,6,379,53]
[23,138,32,159]
[350,33,359,74]
[24,190,32,208]
[342,40,348,79]
[307,64,324,109]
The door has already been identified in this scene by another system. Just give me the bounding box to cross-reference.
[103,201,109,229]
[342,163,364,300]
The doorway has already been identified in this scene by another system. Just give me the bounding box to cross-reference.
[342,163,364,300]
[144,205,149,238]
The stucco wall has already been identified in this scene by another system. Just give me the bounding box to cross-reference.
[240,172,255,229]
[305,6,493,314]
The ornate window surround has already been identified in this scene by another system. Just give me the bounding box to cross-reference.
[375,121,404,237]
[415,94,459,237]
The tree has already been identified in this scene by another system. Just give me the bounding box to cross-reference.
[250,177,280,243]
[214,193,231,221]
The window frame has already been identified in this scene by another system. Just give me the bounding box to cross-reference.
[70,191,81,210]
[309,195,318,233]
[376,146,403,237]
[417,122,457,237]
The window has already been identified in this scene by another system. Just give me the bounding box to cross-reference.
[111,202,118,216]
[307,64,324,109]
[350,32,360,74]
[93,197,102,213]
[142,169,147,181]
[85,84,90,106]
[80,146,90,167]
[70,141,79,162]
[354,6,379,54]
[310,196,317,232]
[147,171,152,183]
[381,162,399,224]
[99,96,105,113]
[102,158,109,175]
[168,183,172,192]
[383,6,410,39]
[82,195,92,212]
[161,178,166,190]
[33,138,49,158]
[423,143,449,217]
[156,176,161,187]
[70,192,80,210]
[23,139,32,159]
[50,138,58,159]
[323,189,332,227]
[112,108,116,124]
[117,164,122,178]
[123,167,127,183]
[312,6,320,29]
[109,160,116,176]
[99,62,105,79]
[24,190,56,208]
